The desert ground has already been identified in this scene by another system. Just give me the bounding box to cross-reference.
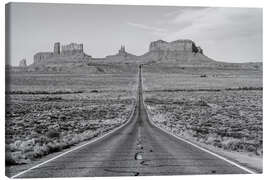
[143,64,262,171]
[5,66,138,165]
[5,62,263,173]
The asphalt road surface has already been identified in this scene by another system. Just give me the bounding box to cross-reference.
[13,66,249,178]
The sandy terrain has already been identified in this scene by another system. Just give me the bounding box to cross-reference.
[5,71,138,165]
[142,65,262,171]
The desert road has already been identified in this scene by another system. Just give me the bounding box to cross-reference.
[12,66,252,178]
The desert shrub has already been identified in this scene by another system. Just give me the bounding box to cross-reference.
[34,124,47,134]
[246,144,257,152]
[145,98,161,104]
[256,147,263,156]
[230,132,243,139]
[200,74,207,78]
[35,136,50,145]
[205,135,217,145]
[221,138,241,150]
[6,96,134,165]
[96,67,105,73]
[5,153,17,165]
[46,129,60,139]
[47,141,63,153]
[40,96,62,101]
[8,140,22,151]
[5,151,30,165]
[213,139,222,148]
[19,139,35,153]
[225,87,263,91]
[91,90,99,93]
[196,100,209,107]
[32,144,49,158]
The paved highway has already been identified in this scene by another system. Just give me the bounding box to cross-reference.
[13,66,250,178]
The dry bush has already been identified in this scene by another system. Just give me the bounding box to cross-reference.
[146,90,262,156]
[6,93,135,165]
[46,129,60,139]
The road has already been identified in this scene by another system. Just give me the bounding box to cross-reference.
[13,65,249,178]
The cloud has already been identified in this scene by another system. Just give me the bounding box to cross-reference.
[126,7,262,62]
[163,7,262,42]
[160,7,262,62]
[127,22,168,36]
[163,7,209,18]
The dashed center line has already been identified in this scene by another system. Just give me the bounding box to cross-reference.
[135,152,143,160]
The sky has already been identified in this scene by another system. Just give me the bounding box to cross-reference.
[7,3,263,66]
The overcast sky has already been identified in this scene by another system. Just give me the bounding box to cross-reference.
[7,3,262,66]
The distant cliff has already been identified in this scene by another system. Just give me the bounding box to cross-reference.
[28,39,214,67]
[139,39,212,64]
[61,43,84,56]
[105,45,137,62]
[19,59,27,67]
[33,42,91,65]
[149,39,203,53]
[12,38,261,73]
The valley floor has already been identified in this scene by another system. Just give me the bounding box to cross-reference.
[142,65,263,172]
[5,71,138,165]
[5,64,263,173]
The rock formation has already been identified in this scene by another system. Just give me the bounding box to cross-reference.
[149,39,201,53]
[53,42,60,55]
[34,52,53,64]
[197,46,203,54]
[118,45,127,57]
[19,58,27,67]
[33,42,91,66]
[12,39,262,72]
[61,43,83,56]
[105,45,137,62]
[31,39,214,68]
[140,39,213,64]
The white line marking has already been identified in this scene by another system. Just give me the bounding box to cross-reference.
[11,104,137,179]
[143,102,256,174]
